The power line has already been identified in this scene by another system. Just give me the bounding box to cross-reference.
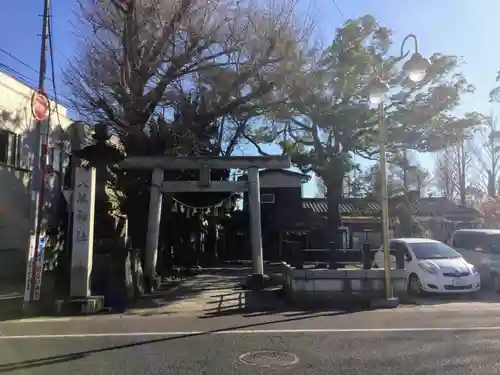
[0,62,75,111]
[0,62,38,88]
[331,0,345,19]
[0,44,76,111]
[48,1,63,126]
[0,47,42,77]
[0,47,55,86]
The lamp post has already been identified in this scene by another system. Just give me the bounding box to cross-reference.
[368,34,431,300]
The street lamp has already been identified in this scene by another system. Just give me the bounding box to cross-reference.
[369,34,431,301]
[401,34,431,83]
[369,77,390,105]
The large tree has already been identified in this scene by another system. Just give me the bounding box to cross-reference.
[66,0,310,144]
[470,112,500,198]
[65,0,311,285]
[248,15,484,242]
[359,157,430,200]
[432,138,475,204]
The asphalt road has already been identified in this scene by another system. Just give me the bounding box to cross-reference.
[2,307,500,374]
[1,329,499,374]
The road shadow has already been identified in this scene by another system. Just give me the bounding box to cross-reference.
[201,288,285,318]
[0,266,380,320]
[2,328,497,373]
[0,267,279,320]
[0,307,354,372]
[112,264,384,318]
[0,353,86,373]
[125,272,246,316]
[201,286,374,318]
[200,287,370,318]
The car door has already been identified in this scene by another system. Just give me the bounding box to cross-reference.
[487,234,500,273]
[474,234,500,278]
[453,232,485,267]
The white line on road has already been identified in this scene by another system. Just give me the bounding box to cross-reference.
[4,326,500,339]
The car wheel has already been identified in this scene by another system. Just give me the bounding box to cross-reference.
[408,273,422,295]
[492,273,500,293]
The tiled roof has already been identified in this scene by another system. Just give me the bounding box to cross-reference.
[238,169,311,182]
[275,206,324,228]
[302,196,482,218]
[259,169,311,181]
[397,197,482,217]
[303,199,328,213]
[303,198,381,215]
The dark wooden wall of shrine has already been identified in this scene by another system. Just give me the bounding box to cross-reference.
[242,186,303,260]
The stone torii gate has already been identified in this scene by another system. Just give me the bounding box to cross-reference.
[118,155,291,289]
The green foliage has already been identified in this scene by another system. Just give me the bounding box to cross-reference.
[357,157,430,199]
[359,163,400,198]
[250,14,483,198]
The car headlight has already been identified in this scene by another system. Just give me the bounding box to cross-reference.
[418,262,438,274]
[469,265,479,275]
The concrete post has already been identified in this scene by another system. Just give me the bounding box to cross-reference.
[70,167,96,298]
[378,102,393,299]
[248,167,264,278]
[362,242,372,270]
[145,168,163,289]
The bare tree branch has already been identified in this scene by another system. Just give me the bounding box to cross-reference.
[432,139,475,204]
[469,112,500,197]
[66,0,313,142]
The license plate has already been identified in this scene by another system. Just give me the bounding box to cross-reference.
[453,279,467,286]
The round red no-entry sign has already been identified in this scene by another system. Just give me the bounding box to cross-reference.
[31,91,50,121]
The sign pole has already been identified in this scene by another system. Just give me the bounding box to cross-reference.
[24,0,50,306]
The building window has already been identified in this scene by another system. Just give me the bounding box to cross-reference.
[261,193,275,204]
[48,146,72,189]
[49,146,70,174]
[0,129,20,167]
[49,146,61,172]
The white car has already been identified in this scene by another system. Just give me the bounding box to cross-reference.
[373,238,481,295]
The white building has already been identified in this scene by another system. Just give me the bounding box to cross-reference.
[0,71,73,279]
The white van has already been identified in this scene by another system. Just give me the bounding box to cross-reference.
[450,229,500,291]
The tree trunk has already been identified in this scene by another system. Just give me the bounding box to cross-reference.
[488,172,495,197]
[325,177,343,248]
[459,179,466,205]
[402,167,413,236]
[397,207,413,237]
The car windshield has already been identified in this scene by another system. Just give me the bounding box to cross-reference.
[409,242,461,260]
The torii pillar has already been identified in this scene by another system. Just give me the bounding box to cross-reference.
[118,156,291,291]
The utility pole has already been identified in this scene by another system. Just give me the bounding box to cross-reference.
[25,0,50,306]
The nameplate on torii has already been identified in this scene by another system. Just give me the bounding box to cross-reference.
[161,161,249,192]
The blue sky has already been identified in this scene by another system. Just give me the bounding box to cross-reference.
[1,0,499,197]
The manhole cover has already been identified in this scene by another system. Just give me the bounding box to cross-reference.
[238,351,299,367]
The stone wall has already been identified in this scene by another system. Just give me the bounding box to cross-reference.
[92,248,144,311]
[281,263,407,305]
